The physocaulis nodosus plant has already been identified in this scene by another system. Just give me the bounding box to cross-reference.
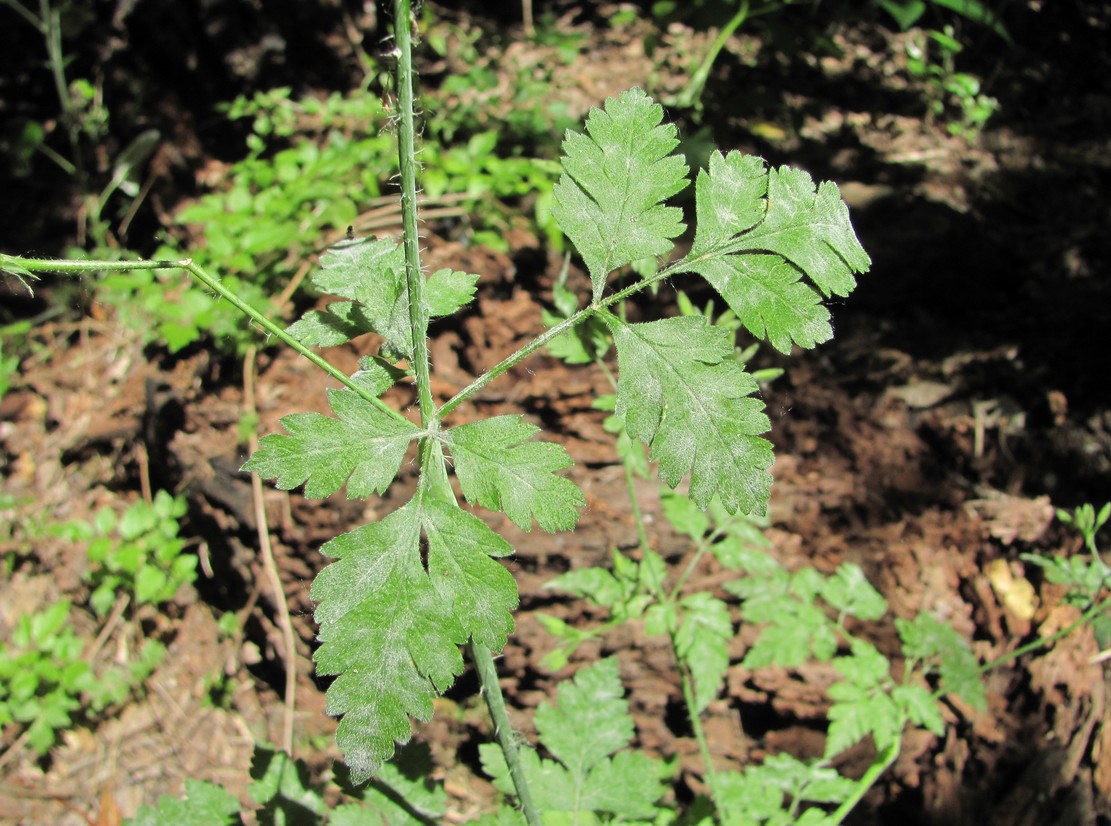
[0,0,870,817]
[238,4,868,793]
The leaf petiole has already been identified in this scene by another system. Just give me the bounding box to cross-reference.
[0,254,412,427]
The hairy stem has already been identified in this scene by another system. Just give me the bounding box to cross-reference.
[394,0,436,428]
[0,255,413,426]
[438,306,595,418]
[392,2,540,822]
[180,260,407,423]
[440,255,695,419]
[473,641,542,826]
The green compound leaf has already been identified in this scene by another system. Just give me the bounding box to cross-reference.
[243,388,420,499]
[423,497,518,648]
[821,562,888,621]
[447,415,585,532]
[715,754,857,824]
[536,657,633,775]
[125,779,240,826]
[313,494,518,782]
[541,280,611,365]
[479,658,669,820]
[300,243,479,352]
[892,683,945,737]
[827,642,903,758]
[551,88,689,301]
[730,567,840,668]
[675,592,734,713]
[685,151,871,354]
[896,612,986,710]
[660,487,711,540]
[606,314,773,514]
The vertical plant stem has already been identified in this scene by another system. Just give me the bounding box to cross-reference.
[392,4,540,824]
[473,641,542,826]
[674,0,751,108]
[39,0,85,185]
[672,646,731,823]
[393,0,435,427]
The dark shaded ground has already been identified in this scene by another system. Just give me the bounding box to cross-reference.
[1,1,1109,824]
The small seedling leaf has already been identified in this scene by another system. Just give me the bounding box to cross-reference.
[893,684,945,736]
[534,657,633,777]
[425,268,479,318]
[285,301,375,347]
[482,658,668,819]
[897,613,986,710]
[822,563,888,620]
[125,779,240,826]
[675,592,733,712]
[826,681,902,757]
[660,488,710,540]
[310,237,413,357]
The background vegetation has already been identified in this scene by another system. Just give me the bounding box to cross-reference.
[1,1,1109,823]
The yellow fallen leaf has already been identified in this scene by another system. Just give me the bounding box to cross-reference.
[987,558,1038,621]
[749,122,787,142]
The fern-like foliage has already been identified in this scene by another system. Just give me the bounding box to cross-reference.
[552,88,870,515]
[244,86,869,781]
[312,490,519,781]
[605,313,774,514]
[243,388,420,499]
[480,658,670,820]
[284,238,479,355]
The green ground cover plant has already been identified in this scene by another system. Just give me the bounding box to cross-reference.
[0,490,195,760]
[103,79,562,356]
[1023,502,1111,647]
[903,24,1000,140]
[2,1,1099,823]
[1,0,160,257]
[0,598,165,759]
[650,0,1010,113]
[0,600,96,757]
[51,489,197,618]
[0,339,20,402]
